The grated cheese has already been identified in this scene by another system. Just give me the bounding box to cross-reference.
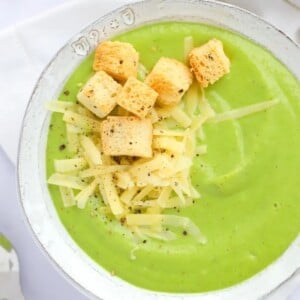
[114,171,134,189]
[153,129,185,137]
[48,173,87,190]
[80,165,129,178]
[100,173,124,217]
[210,99,279,123]
[120,187,139,204]
[184,36,194,62]
[47,92,206,245]
[76,179,98,209]
[184,82,198,117]
[133,185,154,202]
[80,136,102,166]
[170,180,186,205]
[137,63,149,81]
[198,87,216,119]
[137,228,177,241]
[45,100,76,113]
[59,186,75,207]
[63,111,101,133]
[171,106,192,128]
[153,136,185,153]
[66,125,80,153]
[54,157,87,173]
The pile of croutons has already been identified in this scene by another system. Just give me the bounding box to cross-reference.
[47,37,230,243]
[78,38,230,158]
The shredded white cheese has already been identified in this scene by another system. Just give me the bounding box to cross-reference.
[184,36,194,62]
[210,99,279,123]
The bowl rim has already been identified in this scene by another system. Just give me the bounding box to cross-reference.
[17,0,300,299]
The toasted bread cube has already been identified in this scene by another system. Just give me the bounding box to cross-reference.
[189,39,230,88]
[101,116,153,157]
[145,57,193,107]
[117,77,158,118]
[77,71,121,118]
[93,41,139,82]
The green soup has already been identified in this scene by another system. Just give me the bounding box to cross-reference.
[46,22,300,293]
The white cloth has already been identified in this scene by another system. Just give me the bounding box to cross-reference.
[0,1,299,299]
[0,0,72,29]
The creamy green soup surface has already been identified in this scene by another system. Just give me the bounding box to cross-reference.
[46,22,300,293]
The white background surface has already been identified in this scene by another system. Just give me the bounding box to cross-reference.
[0,0,72,29]
[0,1,299,299]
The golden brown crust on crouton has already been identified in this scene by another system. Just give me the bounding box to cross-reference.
[189,39,230,88]
[101,116,153,157]
[77,71,122,118]
[117,77,158,118]
[145,57,193,107]
[93,41,139,82]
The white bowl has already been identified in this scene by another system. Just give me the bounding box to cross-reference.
[18,1,300,299]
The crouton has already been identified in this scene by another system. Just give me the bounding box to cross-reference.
[93,41,139,82]
[77,71,122,118]
[117,77,158,118]
[101,116,152,157]
[145,57,193,107]
[189,39,230,88]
